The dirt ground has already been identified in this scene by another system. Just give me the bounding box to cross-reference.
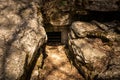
[38,45,83,80]
[41,45,82,80]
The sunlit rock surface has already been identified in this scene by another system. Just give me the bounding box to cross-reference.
[50,13,70,26]
[0,0,47,80]
[68,21,120,80]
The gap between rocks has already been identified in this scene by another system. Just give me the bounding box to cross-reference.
[30,45,83,80]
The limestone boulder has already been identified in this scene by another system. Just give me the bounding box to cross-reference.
[0,0,47,80]
[70,21,97,38]
[68,21,120,80]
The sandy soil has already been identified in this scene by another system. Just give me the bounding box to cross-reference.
[38,45,83,80]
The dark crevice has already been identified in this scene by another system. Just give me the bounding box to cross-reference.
[19,44,47,80]
[65,45,87,80]
[74,11,120,22]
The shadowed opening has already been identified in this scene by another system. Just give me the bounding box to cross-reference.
[47,32,61,44]
[74,11,120,22]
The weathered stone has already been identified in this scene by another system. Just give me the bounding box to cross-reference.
[70,21,97,38]
[76,0,120,11]
[41,0,73,26]
[68,21,120,80]
[0,0,47,80]
[50,13,71,26]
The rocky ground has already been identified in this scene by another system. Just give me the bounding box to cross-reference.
[31,45,83,80]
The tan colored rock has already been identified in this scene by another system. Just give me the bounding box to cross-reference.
[42,0,73,26]
[50,13,71,26]
[0,0,47,80]
[71,21,97,38]
[68,21,120,80]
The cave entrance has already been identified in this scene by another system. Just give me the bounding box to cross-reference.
[47,32,61,45]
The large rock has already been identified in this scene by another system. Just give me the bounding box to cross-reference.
[50,13,70,26]
[70,21,97,38]
[0,0,47,80]
[68,21,120,80]
[76,0,120,11]
[41,0,73,26]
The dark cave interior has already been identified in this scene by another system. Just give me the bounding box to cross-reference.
[74,11,120,22]
[47,32,61,44]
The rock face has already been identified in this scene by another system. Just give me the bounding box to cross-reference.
[76,0,120,11]
[68,21,120,80]
[0,0,47,80]
[41,0,74,26]
[42,0,120,27]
